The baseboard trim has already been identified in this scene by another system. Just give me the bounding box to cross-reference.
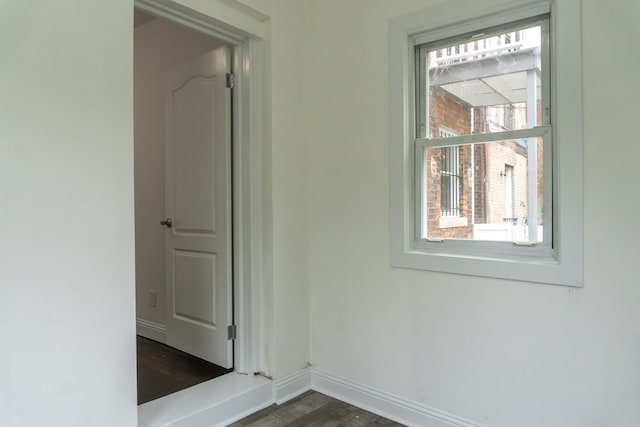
[310,369,486,427]
[273,368,311,404]
[138,373,273,427]
[136,318,166,343]
[137,366,485,427]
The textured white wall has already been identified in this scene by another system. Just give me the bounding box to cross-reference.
[0,1,137,426]
[303,0,640,426]
[134,17,222,331]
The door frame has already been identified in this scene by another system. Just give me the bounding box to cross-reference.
[135,0,267,376]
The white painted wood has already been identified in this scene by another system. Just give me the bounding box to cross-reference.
[232,37,266,377]
[273,368,312,405]
[137,373,273,427]
[137,368,486,427]
[526,69,538,241]
[136,318,167,343]
[310,369,487,427]
[165,47,233,367]
[135,0,268,43]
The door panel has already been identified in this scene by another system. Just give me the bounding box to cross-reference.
[164,46,232,368]
[173,78,217,234]
[173,250,217,326]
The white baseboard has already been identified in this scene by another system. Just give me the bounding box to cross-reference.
[310,368,487,427]
[138,373,273,427]
[136,318,166,343]
[138,366,484,427]
[273,368,311,404]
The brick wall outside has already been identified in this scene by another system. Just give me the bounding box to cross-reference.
[424,88,543,239]
[425,87,473,239]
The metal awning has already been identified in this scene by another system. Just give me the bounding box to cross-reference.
[430,48,541,107]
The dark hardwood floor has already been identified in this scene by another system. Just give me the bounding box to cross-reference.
[136,335,232,404]
[230,390,406,426]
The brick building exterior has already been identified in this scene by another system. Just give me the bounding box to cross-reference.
[421,25,545,242]
[424,88,544,240]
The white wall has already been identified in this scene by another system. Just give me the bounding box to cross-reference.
[0,1,138,426]
[232,0,311,379]
[304,1,640,426]
[134,17,223,331]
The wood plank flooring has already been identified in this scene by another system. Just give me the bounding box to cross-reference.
[230,390,406,426]
[136,335,232,404]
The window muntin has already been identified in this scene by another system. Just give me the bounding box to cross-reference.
[415,16,550,247]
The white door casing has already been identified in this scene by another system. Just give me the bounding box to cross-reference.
[164,47,233,368]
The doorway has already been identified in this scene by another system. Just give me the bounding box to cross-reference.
[133,1,267,422]
[134,9,233,403]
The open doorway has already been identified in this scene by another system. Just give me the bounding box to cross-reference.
[133,9,234,404]
[133,3,268,422]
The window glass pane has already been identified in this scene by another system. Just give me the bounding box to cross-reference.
[424,23,543,138]
[422,137,543,242]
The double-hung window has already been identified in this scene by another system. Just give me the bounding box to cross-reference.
[416,15,550,251]
[389,0,583,286]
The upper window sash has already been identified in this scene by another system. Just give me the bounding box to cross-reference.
[415,14,551,141]
[410,1,551,47]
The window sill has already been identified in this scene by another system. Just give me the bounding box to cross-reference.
[439,216,468,228]
[392,246,581,287]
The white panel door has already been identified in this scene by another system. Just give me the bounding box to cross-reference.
[164,47,232,368]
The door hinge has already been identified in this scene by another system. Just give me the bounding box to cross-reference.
[227,324,237,340]
[226,73,235,89]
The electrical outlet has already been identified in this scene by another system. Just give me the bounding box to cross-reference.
[149,290,157,308]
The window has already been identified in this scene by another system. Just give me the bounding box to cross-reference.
[417,16,549,246]
[389,0,584,286]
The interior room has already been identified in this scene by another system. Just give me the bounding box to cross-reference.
[2,0,639,426]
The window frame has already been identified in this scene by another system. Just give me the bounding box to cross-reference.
[389,0,584,286]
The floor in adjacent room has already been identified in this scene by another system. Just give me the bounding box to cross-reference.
[230,390,406,426]
[136,335,232,404]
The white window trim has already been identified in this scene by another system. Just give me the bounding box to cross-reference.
[389,0,583,286]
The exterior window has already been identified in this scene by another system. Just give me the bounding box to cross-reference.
[439,127,461,218]
[389,0,584,286]
[416,16,550,247]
